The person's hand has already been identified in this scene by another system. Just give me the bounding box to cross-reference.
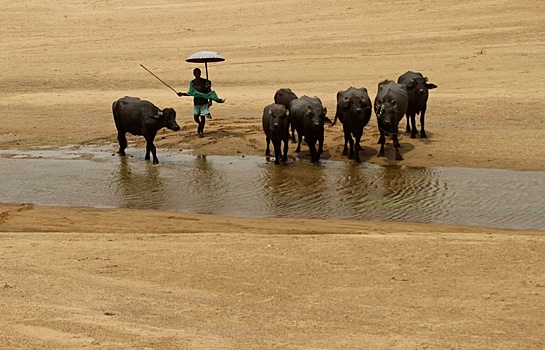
[177,92,188,97]
[208,100,213,107]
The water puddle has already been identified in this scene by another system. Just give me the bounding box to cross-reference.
[0,145,543,231]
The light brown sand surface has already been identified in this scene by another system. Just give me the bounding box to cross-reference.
[1,1,545,349]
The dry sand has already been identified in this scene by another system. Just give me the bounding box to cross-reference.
[1,1,545,349]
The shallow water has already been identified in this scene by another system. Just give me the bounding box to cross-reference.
[0,145,543,231]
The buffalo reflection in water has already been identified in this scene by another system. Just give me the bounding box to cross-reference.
[260,162,333,218]
[186,155,226,214]
[114,156,165,209]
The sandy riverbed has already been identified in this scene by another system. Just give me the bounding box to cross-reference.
[1,1,545,349]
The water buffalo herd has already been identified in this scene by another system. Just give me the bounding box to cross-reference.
[113,71,436,165]
[263,71,437,164]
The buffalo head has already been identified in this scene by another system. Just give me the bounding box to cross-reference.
[405,76,437,98]
[334,87,371,126]
[269,104,289,130]
[305,104,328,129]
[153,108,180,131]
[375,99,400,128]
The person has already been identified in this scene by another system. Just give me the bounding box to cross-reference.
[178,68,220,138]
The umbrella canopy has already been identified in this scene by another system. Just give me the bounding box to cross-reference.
[185,51,225,79]
[185,51,225,63]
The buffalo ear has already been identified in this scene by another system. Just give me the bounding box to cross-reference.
[323,107,327,115]
[426,83,438,89]
[269,108,273,115]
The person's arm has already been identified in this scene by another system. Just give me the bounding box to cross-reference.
[177,80,194,97]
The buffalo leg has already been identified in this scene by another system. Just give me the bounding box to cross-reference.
[393,135,403,161]
[295,133,303,153]
[265,136,271,156]
[117,131,127,156]
[409,113,417,139]
[144,134,159,164]
[308,141,317,163]
[354,133,363,163]
[346,133,354,160]
[420,104,428,138]
[341,125,349,156]
[290,122,297,143]
[272,139,281,165]
[405,114,411,133]
[342,139,349,156]
[317,137,324,159]
[377,132,386,158]
[282,138,289,163]
[355,139,362,151]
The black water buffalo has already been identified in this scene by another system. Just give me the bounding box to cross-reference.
[112,96,180,164]
[274,88,298,143]
[262,103,290,165]
[374,80,408,161]
[332,87,372,163]
[290,95,328,163]
[397,71,438,138]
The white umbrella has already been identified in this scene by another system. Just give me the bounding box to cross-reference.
[185,51,225,80]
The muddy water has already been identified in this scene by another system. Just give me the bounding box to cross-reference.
[0,145,543,231]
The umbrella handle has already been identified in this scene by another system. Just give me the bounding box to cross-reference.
[205,62,209,80]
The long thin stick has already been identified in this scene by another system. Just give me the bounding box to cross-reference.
[140,64,178,94]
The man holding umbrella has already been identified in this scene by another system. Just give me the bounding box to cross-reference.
[178,68,215,137]
[178,51,225,138]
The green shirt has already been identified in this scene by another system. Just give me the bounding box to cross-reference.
[186,80,225,103]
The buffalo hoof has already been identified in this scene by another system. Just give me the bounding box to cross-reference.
[411,134,417,139]
[421,132,428,138]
